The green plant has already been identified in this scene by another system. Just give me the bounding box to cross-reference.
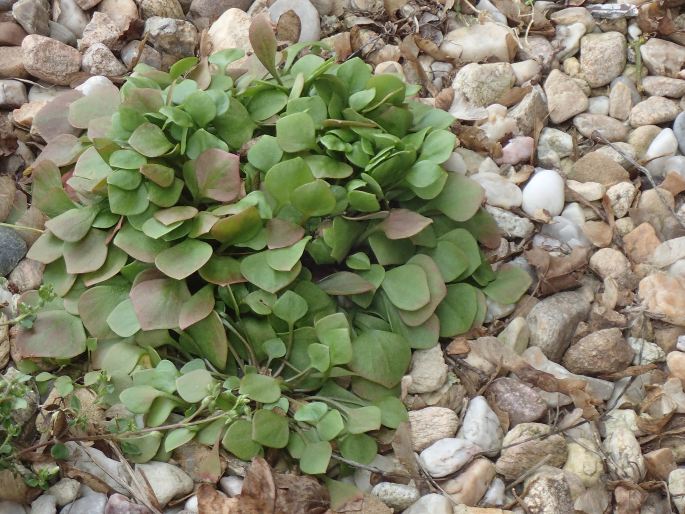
[17,18,531,475]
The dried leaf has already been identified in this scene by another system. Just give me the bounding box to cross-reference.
[614,485,646,514]
[391,422,426,493]
[496,86,532,107]
[189,57,212,90]
[525,247,589,295]
[434,88,454,111]
[0,114,18,156]
[445,337,470,355]
[0,175,16,222]
[197,484,240,514]
[455,124,501,156]
[249,14,281,84]
[412,35,454,62]
[276,10,301,44]
[63,464,113,494]
[384,0,408,18]
[0,469,31,503]
[273,473,330,514]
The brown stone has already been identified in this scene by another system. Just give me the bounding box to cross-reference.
[623,222,661,264]
[486,377,547,426]
[640,275,685,326]
[0,21,27,45]
[561,328,634,376]
[660,171,685,197]
[644,448,676,480]
[21,34,81,85]
[12,101,46,127]
[0,46,27,78]
[582,221,613,248]
[569,152,630,186]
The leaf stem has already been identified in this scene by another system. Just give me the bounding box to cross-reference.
[0,222,44,234]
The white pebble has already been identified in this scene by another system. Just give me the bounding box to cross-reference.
[522,169,565,217]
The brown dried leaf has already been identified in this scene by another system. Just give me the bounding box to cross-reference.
[445,337,470,355]
[0,468,31,503]
[391,422,425,492]
[496,86,532,107]
[599,364,657,381]
[660,171,685,197]
[455,124,502,157]
[0,175,16,222]
[384,0,408,18]
[0,114,18,157]
[189,57,212,90]
[525,246,589,295]
[241,457,276,514]
[276,10,301,44]
[273,472,330,514]
[197,484,240,514]
[412,35,454,62]
[63,464,113,494]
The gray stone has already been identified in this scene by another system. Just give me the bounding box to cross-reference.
[495,423,568,480]
[485,205,534,239]
[609,80,632,121]
[22,34,81,85]
[12,0,49,35]
[78,11,123,52]
[561,328,633,375]
[0,227,27,277]
[0,502,26,514]
[371,482,419,511]
[104,494,151,514]
[457,396,503,457]
[630,96,680,127]
[188,0,253,29]
[47,478,80,507]
[121,40,162,69]
[486,377,546,426]
[452,62,515,107]
[0,80,27,109]
[523,470,575,514]
[526,291,591,361]
[643,76,685,98]
[97,0,139,31]
[60,494,106,514]
[408,406,459,452]
[673,111,685,154]
[54,0,88,38]
[402,494,452,514]
[145,17,197,57]
[135,462,194,507]
[580,31,626,87]
[219,476,243,497]
[536,127,572,168]
[407,345,447,394]
[507,85,548,137]
[669,468,685,514]
[31,495,57,514]
[65,442,128,494]
[640,38,685,78]
[139,0,184,19]
[573,113,629,142]
[82,43,127,76]
[418,438,483,478]
[543,69,588,124]
[603,425,645,482]
[48,21,76,46]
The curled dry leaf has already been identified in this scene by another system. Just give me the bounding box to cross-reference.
[434,88,455,112]
[197,483,240,514]
[0,174,16,222]
[412,35,454,62]
[614,484,646,514]
[0,114,18,157]
[455,124,502,157]
[391,422,426,493]
[525,247,589,295]
[496,85,532,108]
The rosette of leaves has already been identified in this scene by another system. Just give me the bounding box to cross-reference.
[18,18,531,475]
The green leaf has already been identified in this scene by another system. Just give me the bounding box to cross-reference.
[249,89,288,121]
[184,311,228,369]
[300,441,332,475]
[114,223,170,263]
[303,155,353,180]
[170,56,199,78]
[339,434,377,464]
[251,409,289,448]
[436,283,478,337]
[418,129,457,163]
[78,284,129,339]
[63,229,108,274]
[193,148,241,202]
[208,49,245,70]
[272,290,308,325]
[318,272,375,296]
[349,88,376,111]
[222,419,261,460]
[264,157,314,208]
[276,113,316,153]
[155,240,213,280]
[307,343,330,372]
[482,265,532,304]
[44,205,99,243]
[292,180,336,217]
[316,410,344,441]
[266,237,310,272]
[120,385,164,414]
[199,255,243,286]
[186,128,228,159]
[108,169,143,190]
[164,427,196,452]
[108,183,149,216]
[240,252,301,294]
[346,406,382,434]
[110,149,146,169]
[176,368,215,403]
[107,298,141,337]
[294,402,328,423]
[31,160,76,217]
[262,338,286,359]
[348,330,410,388]
[140,163,175,187]
[128,123,172,157]
[184,90,216,127]
[428,173,484,222]
[381,264,430,311]
[51,443,69,460]
[130,277,191,330]
[239,374,281,404]
[248,136,283,172]
[121,432,163,464]
[374,396,408,428]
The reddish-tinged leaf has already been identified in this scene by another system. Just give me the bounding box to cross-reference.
[195,148,241,202]
[130,277,191,330]
[266,219,305,249]
[179,285,215,330]
[318,272,375,295]
[14,310,87,359]
[249,14,281,84]
[33,90,83,142]
[377,209,432,240]
[31,160,77,218]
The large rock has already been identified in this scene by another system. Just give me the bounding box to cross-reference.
[639,272,685,326]
[81,43,127,76]
[21,34,81,86]
[526,291,591,361]
[207,8,251,60]
[188,0,253,29]
[573,113,629,142]
[640,38,685,78]
[0,227,27,277]
[0,22,28,45]
[642,76,685,98]
[145,16,197,57]
[78,11,124,51]
[12,0,49,35]
[418,438,483,478]
[580,31,626,87]
[569,151,629,186]
[561,328,634,375]
[486,377,546,426]
[522,469,575,514]
[406,345,447,394]
[603,425,645,482]
[134,462,193,507]
[563,438,604,487]
[96,0,139,31]
[408,406,459,452]
[495,423,568,480]
[452,62,515,107]
[440,22,517,63]
[630,96,681,127]
[543,69,588,124]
